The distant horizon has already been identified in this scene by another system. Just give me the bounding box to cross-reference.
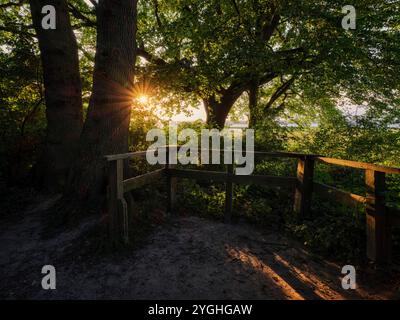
[165,103,399,128]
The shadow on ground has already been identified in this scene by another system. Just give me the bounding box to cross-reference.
[0,197,398,299]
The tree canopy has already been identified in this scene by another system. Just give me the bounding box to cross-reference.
[0,0,399,188]
[136,0,400,126]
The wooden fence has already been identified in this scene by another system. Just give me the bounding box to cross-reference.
[105,147,400,264]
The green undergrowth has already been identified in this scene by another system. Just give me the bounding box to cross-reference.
[175,158,400,264]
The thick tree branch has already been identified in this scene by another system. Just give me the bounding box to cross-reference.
[136,47,167,66]
[0,0,25,9]
[0,25,36,37]
[276,47,305,56]
[152,0,162,29]
[68,3,96,27]
[219,71,277,106]
[253,2,281,42]
[258,71,278,86]
[265,77,295,110]
[261,13,280,42]
[77,43,95,62]
[231,0,240,19]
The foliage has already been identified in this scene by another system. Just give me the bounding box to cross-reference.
[137,0,400,124]
[0,0,96,187]
[288,200,366,261]
[0,7,45,186]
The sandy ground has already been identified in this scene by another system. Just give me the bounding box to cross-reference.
[0,196,398,300]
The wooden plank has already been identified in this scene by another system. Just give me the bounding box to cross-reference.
[225,164,234,223]
[317,157,400,175]
[166,145,308,157]
[168,168,297,188]
[105,151,147,162]
[117,159,129,243]
[107,159,127,244]
[125,191,135,228]
[166,147,177,216]
[107,160,119,242]
[254,151,320,159]
[155,145,312,157]
[365,170,391,264]
[293,156,315,219]
[106,147,320,163]
[313,182,366,208]
[116,159,124,198]
[166,172,177,216]
[123,169,165,192]
[194,148,315,159]
[210,150,313,159]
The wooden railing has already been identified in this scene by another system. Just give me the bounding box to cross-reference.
[105,147,400,264]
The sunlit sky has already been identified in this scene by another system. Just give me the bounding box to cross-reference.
[134,92,366,126]
[83,0,96,7]
[135,95,208,122]
[171,106,207,122]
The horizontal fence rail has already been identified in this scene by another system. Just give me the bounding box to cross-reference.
[168,168,297,188]
[123,169,165,193]
[313,182,367,208]
[104,146,317,161]
[105,146,400,264]
[317,157,400,175]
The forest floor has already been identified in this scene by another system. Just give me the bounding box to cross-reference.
[1,193,399,300]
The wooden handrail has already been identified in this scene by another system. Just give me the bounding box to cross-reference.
[123,169,165,193]
[106,147,400,264]
[317,157,400,175]
[105,151,147,161]
[168,168,297,188]
[104,146,320,162]
[104,147,400,175]
[313,182,367,207]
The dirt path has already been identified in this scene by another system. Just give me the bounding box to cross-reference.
[0,197,396,299]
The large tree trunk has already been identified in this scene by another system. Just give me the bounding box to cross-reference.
[66,0,137,201]
[205,98,231,129]
[29,0,83,191]
[204,91,243,128]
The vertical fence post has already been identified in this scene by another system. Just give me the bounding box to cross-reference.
[225,163,234,223]
[107,160,118,242]
[294,155,315,219]
[107,159,127,244]
[365,169,391,264]
[166,146,177,216]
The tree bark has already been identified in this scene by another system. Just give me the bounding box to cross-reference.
[204,89,244,128]
[66,0,137,200]
[205,98,231,129]
[204,75,271,128]
[29,0,83,191]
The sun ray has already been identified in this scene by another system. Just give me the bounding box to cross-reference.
[137,94,149,105]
